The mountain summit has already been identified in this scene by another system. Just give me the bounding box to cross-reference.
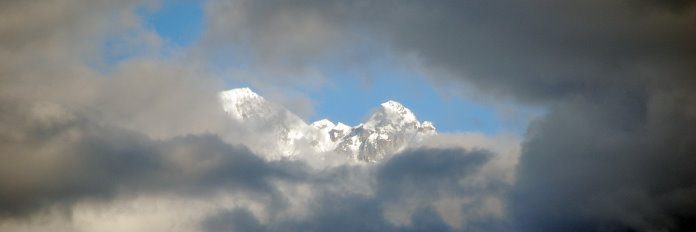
[219,88,436,162]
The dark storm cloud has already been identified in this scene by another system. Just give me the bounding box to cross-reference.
[201,148,506,232]
[203,208,268,232]
[372,1,696,230]
[1,1,508,230]
[0,99,306,218]
[204,0,695,101]
[0,94,506,231]
[374,1,696,230]
[1,0,694,230]
[204,0,696,230]
[513,98,696,231]
[377,1,696,103]
[377,148,490,196]
[638,0,696,11]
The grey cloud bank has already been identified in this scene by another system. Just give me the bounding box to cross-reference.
[1,0,695,231]
[0,97,510,231]
[204,1,696,229]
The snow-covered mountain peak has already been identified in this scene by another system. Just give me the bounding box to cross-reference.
[334,122,351,131]
[365,100,419,129]
[219,88,263,105]
[225,87,257,97]
[381,100,416,121]
[218,88,437,162]
[219,88,268,120]
[381,100,406,111]
[311,119,335,131]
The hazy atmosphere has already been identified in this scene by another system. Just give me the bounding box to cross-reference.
[1,0,695,231]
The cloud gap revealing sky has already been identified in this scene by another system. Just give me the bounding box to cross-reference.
[1,0,695,231]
